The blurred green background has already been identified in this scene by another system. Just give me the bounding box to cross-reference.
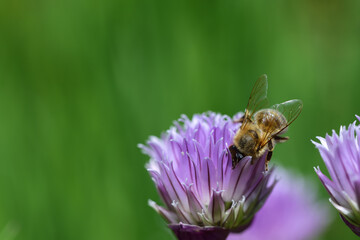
[0,0,360,239]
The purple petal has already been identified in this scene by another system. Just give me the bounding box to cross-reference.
[148,200,178,223]
[172,201,192,224]
[199,157,216,204]
[192,139,205,168]
[158,162,186,204]
[353,178,360,206]
[222,157,251,202]
[207,189,226,224]
[314,167,348,206]
[184,184,203,222]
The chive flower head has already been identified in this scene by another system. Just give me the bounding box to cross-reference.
[139,112,275,240]
[313,115,360,236]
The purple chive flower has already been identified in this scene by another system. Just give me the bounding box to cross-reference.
[139,112,275,240]
[227,168,330,240]
[313,115,360,236]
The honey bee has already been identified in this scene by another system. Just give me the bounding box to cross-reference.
[229,74,303,171]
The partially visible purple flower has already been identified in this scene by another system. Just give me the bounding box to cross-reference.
[139,112,275,240]
[313,115,360,236]
[228,168,330,240]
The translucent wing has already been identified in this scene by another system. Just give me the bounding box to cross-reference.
[271,99,303,131]
[242,74,269,129]
[259,99,303,149]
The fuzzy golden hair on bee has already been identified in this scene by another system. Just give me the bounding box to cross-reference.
[230,75,303,170]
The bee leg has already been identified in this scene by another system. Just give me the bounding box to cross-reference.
[265,151,273,171]
[274,135,289,143]
[265,141,274,171]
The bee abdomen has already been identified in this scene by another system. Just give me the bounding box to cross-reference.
[254,109,286,130]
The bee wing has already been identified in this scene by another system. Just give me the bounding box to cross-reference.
[242,74,269,128]
[271,99,303,131]
[259,99,303,149]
